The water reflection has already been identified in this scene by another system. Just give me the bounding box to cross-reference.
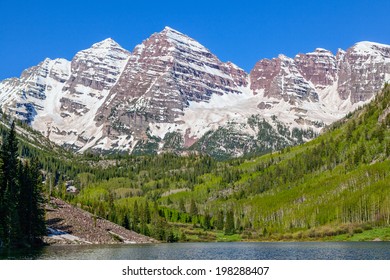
[2,242,390,260]
[0,246,45,260]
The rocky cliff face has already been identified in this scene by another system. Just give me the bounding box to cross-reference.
[0,58,71,124]
[251,54,319,103]
[337,42,390,103]
[294,48,338,88]
[96,27,248,140]
[1,27,390,158]
[249,41,390,135]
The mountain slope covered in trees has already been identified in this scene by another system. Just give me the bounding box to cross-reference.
[2,84,390,242]
[50,84,390,241]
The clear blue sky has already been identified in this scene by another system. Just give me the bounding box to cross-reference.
[1,0,390,80]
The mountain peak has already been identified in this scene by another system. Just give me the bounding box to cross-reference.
[351,41,390,56]
[90,38,123,50]
[159,26,186,39]
[278,54,293,62]
[77,37,130,61]
[162,26,180,33]
[157,26,206,52]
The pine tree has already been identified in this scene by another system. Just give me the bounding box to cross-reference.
[30,164,46,243]
[214,210,224,230]
[179,198,186,212]
[166,229,177,243]
[144,200,151,224]
[151,215,167,241]
[132,201,139,231]
[18,158,46,246]
[202,212,211,230]
[224,209,235,235]
[122,214,130,230]
[189,198,198,216]
[139,202,150,235]
[0,156,5,246]
[1,121,20,246]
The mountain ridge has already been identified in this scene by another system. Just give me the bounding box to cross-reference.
[1,27,390,158]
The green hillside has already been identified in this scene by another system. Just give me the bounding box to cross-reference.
[4,84,390,242]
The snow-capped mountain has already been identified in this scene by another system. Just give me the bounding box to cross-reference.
[1,27,390,158]
[93,27,247,151]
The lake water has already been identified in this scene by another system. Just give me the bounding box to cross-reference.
[2,242,390,260]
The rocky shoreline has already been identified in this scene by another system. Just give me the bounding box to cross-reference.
[44,198,157,245]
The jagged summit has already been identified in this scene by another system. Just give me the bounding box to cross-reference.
[157,26,209,53]
[277,54,293,61]
[81,38,129,57]
[160,26,192,39]
[161,26,183,35]
[91,37,120,47]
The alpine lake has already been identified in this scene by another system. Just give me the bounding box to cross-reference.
[2,241,390,260]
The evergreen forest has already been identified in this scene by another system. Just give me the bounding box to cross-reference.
[0,122,46,247]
